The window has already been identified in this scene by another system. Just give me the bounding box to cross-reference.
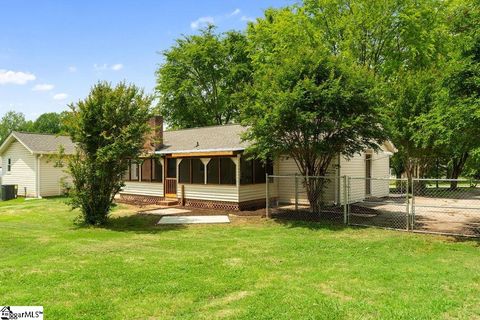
[207,157,236,185]
[240,158,273,184]
[178,158,205,184]
[7,158,11,172]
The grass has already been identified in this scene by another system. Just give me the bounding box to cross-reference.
[1,198,480,319]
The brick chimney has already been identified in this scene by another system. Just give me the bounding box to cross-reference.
[143,115,163,153]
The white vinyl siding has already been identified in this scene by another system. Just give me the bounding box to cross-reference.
[178,184,238,202]
[339,150,392,203]
[39,157,72,197]
[370,151,391,198]
[121,181,164,197]
[275,155,337,205]
[1,141,37,197]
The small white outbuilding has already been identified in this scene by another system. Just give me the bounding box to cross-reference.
[0,132,75,198]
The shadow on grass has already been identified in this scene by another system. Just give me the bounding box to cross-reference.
[94,214,186,234]
[270,210,348,231]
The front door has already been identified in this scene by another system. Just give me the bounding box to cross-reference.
[165,157,177,198]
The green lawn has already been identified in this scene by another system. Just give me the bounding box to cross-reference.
[1,198,479,319]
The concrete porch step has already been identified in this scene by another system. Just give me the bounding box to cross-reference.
[158,199,179,206]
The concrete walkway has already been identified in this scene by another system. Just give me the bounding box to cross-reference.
[157,215,230,225]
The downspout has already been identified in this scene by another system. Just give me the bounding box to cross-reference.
[37,154,43,198]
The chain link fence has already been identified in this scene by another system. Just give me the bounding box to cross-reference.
[347,177,409,230]
[266,175,344,223]
[266,175,480,237]
[411,179,480,237]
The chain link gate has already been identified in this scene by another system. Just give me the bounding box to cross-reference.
[345,177,410,231]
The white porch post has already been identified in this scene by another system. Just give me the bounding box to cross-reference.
[201,158,210,184]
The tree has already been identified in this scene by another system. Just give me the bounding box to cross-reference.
[302,0,449,182]
[385,70,442,181]
[0,111,30,143]
[244,8,385,211]
[414,0,480,188]
[65,82,152,225]
[32,112,68,134]
[156,26,252,129]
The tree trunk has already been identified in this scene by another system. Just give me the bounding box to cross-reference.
[449,152,469,190]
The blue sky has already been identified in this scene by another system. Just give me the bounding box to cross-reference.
[0,0,294,120]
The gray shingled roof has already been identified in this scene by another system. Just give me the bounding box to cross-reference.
[12,131,76,154]
[158,124,250,154]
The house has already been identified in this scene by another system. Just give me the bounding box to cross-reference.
[0,132,75,198]
[120,118,396,210]
[0,120,395,207]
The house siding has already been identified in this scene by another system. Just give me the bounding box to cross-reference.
[275,155,337,205]
[339,150,392,203]
[1,141,37,197]
[121,181,164,197]
[178,183,238,202]
[39,156,71,197]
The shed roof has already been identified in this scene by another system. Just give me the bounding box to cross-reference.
[157,124,250,154]
[0,131,76,155]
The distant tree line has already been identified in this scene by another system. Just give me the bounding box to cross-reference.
[0,110,70,143]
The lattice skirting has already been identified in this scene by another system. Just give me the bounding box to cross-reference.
[183,199,240,211]
[119,193,165,205]
[119,193,269,211]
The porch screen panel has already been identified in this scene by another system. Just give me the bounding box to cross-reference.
[254,160,266,183]
[152,158,162,182]
[178,159,190,183]
[207,158,219,184]
[191,159,205,184]
[240,158,253,184]
[220,158,236,185]
[141,159,152,182]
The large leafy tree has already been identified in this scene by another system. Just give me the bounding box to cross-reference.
[0,111,32,143]
[32,112,69,134]
[65,82,152,225]
[244,9,385,211]
[156,26,252,129]
[414,0,480,186]
[302,0,449,180]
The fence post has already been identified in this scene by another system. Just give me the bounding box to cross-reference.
[405,179,410,231]
[294,173,299,211]
[265,173,270,219]
[343,175,348,225]
[411,178,415,231]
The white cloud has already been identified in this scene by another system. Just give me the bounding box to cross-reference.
[190,16,215,30]
[111,63,123,71]
[53,93,68,101]
[229,8,241,16]
[32,83,55,91]
[0,69,36,85]
[68,66,77,72]
[94,63,108,71]
[241,16,255,22]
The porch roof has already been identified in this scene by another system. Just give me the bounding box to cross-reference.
[156,124,250,155]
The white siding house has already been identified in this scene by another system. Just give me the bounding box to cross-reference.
[118,123,396,210]
[0,132,75,198]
